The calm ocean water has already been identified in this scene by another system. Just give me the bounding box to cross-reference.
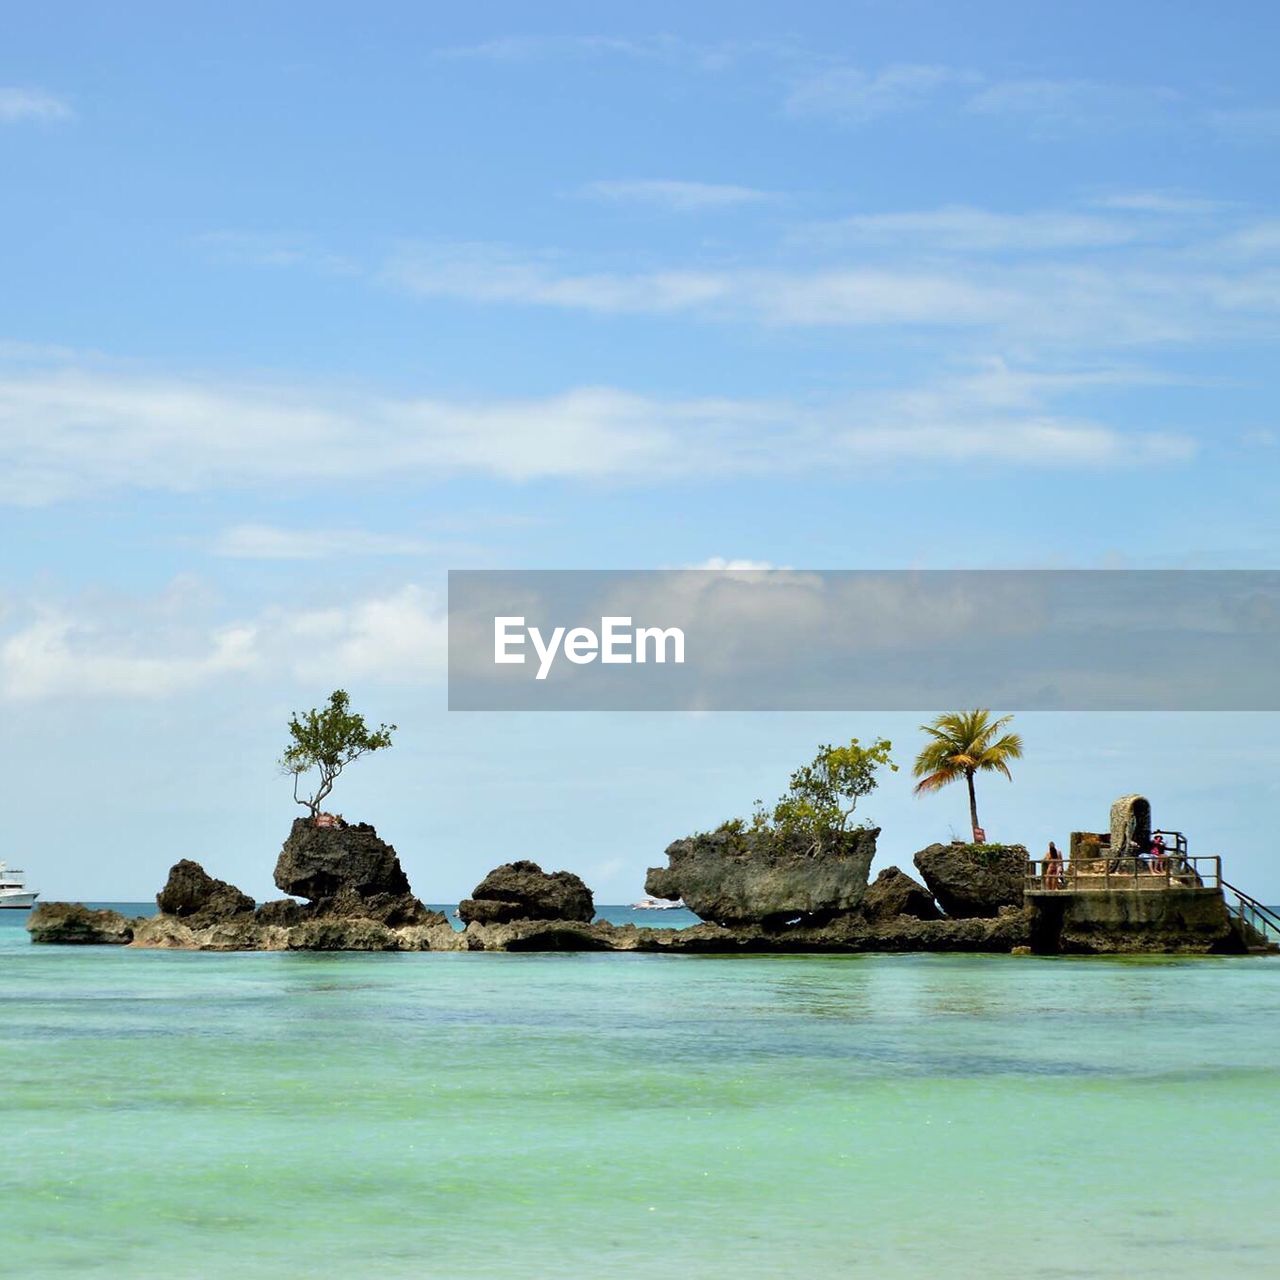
[3,909,1279,1279]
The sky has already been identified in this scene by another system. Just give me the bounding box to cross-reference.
[3,1,1279,902]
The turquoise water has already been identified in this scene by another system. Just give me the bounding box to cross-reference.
[3,919,1279,1278]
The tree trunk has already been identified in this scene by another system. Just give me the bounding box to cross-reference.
[966,770,980,841]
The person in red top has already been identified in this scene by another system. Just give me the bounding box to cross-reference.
[1149,832,1167,874]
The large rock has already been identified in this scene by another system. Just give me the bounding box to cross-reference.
[254,898,304,927]
[273,818,429,923]
[458,860,594,925]
[284,918,402,951]
[861,866,942,922]
[130,916,199,949]
[27,903,135,945]
[913,842,1028,919]
[646,826,878,928]
[156,859,255,921]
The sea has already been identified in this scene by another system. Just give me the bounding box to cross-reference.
[3,905,1279,1279]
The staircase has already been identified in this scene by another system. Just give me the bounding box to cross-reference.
[1221,880,1280,953]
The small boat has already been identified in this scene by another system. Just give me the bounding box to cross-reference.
[630,896,685,910]
[0,862,38,910]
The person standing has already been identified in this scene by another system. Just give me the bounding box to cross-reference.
[1044,841,1065,890]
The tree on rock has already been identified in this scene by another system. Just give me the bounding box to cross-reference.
[912,709,1022,842]
[279,690,396,819]
[763,737,896,855]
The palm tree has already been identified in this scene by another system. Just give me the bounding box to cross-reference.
[913,709,1023,842]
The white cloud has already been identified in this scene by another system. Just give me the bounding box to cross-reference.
[195,231,357,275]
[386,242,1013,323]
[0,584,449,702]
[1209,107,1280,142]
[0,355,1194,510]
[800,205,1140,253]
[275,586,447,685]
[381,224,1280,346]
[691,558,780,571]
[0,87,72,123]
[1092,192,1226,215]
[212,525,439,560]
[579,179,774,211]
[966,79,1177,129]
[785,63,978,123]
[1,613,257,701]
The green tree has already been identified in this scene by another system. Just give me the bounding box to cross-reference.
[769,737,897,854]
[279,689,396,818]
[912,709,1022,841]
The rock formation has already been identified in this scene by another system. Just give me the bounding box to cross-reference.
[156,859,255,922]
[645,826,878,928]
[27,903,136,945]
[273,817,434,925]
[913,843,1028,919]
[458,860,594,926]
[861,866,942,922]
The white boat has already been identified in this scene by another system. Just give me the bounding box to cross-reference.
[630,896,685,910]
[0,862,38,910]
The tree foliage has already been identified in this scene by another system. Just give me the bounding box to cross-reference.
[279,689,396,818]
[754,737,897,854]
[912,708,1022,841]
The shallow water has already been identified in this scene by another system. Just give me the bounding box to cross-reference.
[3,917,1278,1278]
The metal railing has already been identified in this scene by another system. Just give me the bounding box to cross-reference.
[1026,854,1219,892]
[1222,880,1280,943]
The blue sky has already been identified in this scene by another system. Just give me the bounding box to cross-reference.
[3,2,1279,901]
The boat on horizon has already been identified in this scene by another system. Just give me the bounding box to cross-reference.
[630,896,685,910]
[0,863,38,910]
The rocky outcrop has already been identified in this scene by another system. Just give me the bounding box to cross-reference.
[861,866,942,922]
[458,861,594,926]
[273,818,431,924]
[156,859,255,922]
[254,898,304,927]
[130,915,199,949]
[284,918,404,951]
[646,826,878,928]
[913,842,1027,918]
[27,903,136,945]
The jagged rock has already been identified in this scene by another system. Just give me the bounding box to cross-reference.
[458,860,594,925]
[275,817,412,899]
[191,921,290,952]
[273,818,431,922]
[913,842,1028,919]
[861,866,942,922]
[284,917,402,951]
[130,915,198,949]
[27,903,135,945]
[255,898,304,927]
[397,920,467,951]
[156,859,255,921]
[313,886,441,927]
[463,918,621,951]
[646,826,878,927]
